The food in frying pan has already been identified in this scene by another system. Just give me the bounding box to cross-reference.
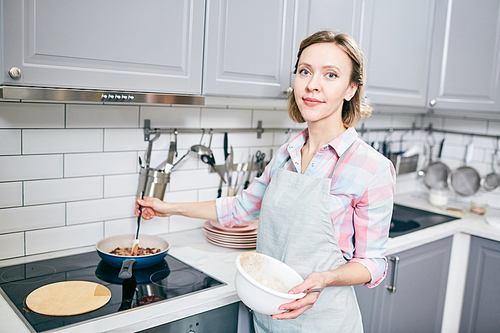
[110,247,161,256]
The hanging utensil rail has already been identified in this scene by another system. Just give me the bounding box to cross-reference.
[143,119,293,141]
[144,120,500,142]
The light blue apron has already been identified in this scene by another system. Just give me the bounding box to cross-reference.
[254,142,363,333]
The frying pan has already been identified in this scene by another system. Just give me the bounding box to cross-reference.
[96,234,170,278]
[423,138,451,189]
[449,143,481,196]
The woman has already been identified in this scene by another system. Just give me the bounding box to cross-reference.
[136,30,395,332]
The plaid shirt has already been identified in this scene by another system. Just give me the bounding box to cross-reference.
[216,127,396,287]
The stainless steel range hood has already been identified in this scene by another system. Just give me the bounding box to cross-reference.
[0,86,205,105]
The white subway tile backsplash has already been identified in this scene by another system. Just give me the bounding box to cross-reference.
[163,189,198,203]
[104,217,169,238]
[0,130,21,155]
[66,104,140,128]
[204,96,288,109]
[23,129,104,154]
[25,222,103,255]
[0,203,65,234]
[253,110,295,128]
[24,177,103,205]
[0,182,22,208]
[169,168,221,192]
[140,106,201,128]
[66,196,136,225]
[104,129,172,152]
[169,215,205,233]
[0,102,64,128]
[0,155,63,182]
[104,174,139,197]
[200,108,252,128]
[444,118,487,134]
[64,151,137,177]
[0,233,25,259]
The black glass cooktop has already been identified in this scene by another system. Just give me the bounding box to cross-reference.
[389,203,459,237]
[0,252,225,332]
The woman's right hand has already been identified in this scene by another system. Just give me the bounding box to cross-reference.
[136,196,172,220]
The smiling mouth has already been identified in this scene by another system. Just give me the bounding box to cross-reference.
[302,97,323,107]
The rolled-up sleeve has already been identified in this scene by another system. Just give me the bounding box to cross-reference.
[350,157,396,288]
[215,152,278,227]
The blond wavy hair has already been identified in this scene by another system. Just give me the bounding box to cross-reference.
[287,30,372,127]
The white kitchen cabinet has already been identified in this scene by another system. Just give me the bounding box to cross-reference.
[355,236,453,333]
[1,0,205,94]
[459,236,500,333]
[202,0,294,98]
[427,0,500,112]
[290,0,362,90]
[361,0,500,112]
[359,0,436,108]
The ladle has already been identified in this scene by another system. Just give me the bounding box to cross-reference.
[172,131,226,182]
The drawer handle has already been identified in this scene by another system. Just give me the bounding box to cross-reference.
[386,255,400,294]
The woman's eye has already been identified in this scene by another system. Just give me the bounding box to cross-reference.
[299,69,310,75]
[326,72,337,79]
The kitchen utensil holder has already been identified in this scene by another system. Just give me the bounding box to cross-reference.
[389,153,419,175]
[137,167,170,200]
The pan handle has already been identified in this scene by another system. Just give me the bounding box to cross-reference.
[118,259,137,279]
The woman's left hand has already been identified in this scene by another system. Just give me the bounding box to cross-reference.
[271,272,326,320]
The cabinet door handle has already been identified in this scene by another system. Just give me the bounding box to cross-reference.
[8,67,22,80]
[386,255,400,293]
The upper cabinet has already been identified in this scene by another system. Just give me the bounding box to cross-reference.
[360,0,436,108]
[427,0,500,112]
[292,0,362,90]
[361,0,500,112]
[202,0,294,98]
[2,0,500,108]
[1,0,205,94]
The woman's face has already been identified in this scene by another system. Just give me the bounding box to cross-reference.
[294,42,358,125]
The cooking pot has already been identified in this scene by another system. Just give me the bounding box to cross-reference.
[96,234,170,278]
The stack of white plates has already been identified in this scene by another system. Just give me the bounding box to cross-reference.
[203,220,258,249]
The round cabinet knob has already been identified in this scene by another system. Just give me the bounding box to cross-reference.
[8,67,22,80]
[283,87,293,95]
[429,99,436,106]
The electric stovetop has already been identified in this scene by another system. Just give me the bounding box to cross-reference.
[0,252,225,332]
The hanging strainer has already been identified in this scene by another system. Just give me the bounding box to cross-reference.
[423,138,451,189]
[449,143,481,196]
[483,148,500,191]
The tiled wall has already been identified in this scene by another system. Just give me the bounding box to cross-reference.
[1,98,499,262]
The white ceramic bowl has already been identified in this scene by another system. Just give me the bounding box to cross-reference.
[235,252,306,315]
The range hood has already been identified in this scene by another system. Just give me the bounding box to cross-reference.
[0,86,205,106]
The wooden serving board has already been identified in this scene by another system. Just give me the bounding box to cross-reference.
[26,281,111,316]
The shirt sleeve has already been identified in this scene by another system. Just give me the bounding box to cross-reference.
[350,156,396,288]
[215,149,281,227]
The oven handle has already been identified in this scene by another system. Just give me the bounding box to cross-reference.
[386,255,400,294]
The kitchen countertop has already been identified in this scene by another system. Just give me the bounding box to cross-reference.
[2,193,500,333]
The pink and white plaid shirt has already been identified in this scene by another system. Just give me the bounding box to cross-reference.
[216,127,396,287]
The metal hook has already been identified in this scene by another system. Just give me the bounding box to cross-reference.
[199,129,205,144]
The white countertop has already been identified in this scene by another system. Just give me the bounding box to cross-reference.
[2,193,500,333]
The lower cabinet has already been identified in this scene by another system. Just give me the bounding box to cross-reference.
[354,236,453,333]
[138,302,239,333]
[459,236,500,333]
